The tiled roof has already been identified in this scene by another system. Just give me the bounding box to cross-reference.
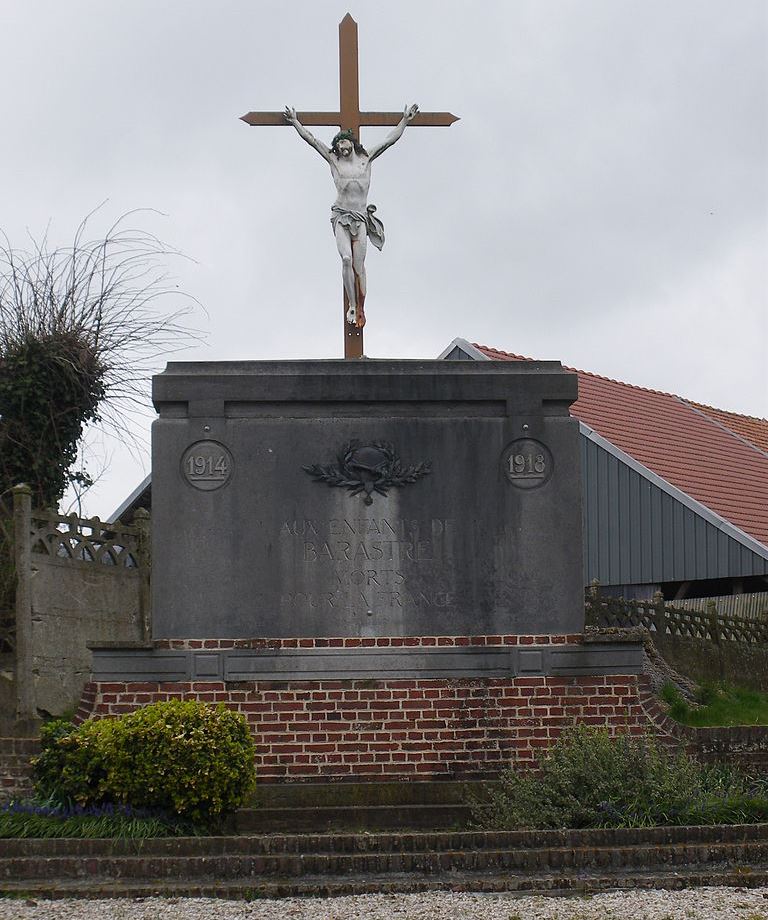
[474,344,768,549]
[688,403,768,457]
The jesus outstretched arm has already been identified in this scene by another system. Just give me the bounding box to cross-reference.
[367,104,419,160]
[283,106,332,162]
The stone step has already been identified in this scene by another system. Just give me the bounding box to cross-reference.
[2,866,768,900]
[3,840,768,880]
[250,780,487,808]
[3,823,767,857]
[233,802,472,833]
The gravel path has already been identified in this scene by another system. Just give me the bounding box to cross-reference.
[2,889,768,920]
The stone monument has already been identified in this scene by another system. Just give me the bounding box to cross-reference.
[86,16,645,784]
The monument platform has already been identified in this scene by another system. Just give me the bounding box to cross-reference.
[88,359,646,783]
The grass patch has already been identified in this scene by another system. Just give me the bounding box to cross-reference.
[662,682,768,727]
[0,799,199,838]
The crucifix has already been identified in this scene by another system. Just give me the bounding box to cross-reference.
[241,13,458,359]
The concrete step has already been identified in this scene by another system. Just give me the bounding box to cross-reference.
[3,840,768,880]
[3,823,767,857]
[2,826,768,882]
[231,780,487,832]
[3,826,768,898]
[249,780,490,808]
[233,802,472,833]
[2,866,768,900]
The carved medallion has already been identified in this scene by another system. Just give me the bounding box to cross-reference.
[303,441,431,505]
[181,440,234,491]
[501,438,553,490]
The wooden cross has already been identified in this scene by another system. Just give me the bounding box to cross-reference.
[241,13,458,359]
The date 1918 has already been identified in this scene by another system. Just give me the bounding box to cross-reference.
[501,438,552,490]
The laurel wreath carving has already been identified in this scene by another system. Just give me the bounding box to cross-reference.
[303,440,431,505]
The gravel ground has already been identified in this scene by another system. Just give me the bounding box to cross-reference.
[2,889,768,920]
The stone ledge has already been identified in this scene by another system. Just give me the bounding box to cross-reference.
[583,625,646,644]
[91,638,644,682]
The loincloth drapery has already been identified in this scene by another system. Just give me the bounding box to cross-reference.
[330,205,385,251]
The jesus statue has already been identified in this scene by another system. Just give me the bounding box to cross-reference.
[283,104,419,328]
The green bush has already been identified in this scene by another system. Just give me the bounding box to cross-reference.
[472,724,768,829]
[33,701,256,822]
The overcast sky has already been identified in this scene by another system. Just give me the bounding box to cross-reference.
[1,0,766,518]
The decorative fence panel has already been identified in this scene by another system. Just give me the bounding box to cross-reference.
[30,511,141,569]
[585,591,768,646]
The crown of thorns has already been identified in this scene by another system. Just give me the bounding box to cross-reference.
[331,129,355,147]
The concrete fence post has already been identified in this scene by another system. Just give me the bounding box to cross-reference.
[133,508,152,642]
[706,599,721,646]
[12,484,35,722]
[652,590,665,636]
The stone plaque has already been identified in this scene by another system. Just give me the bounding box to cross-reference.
[181,440,233,491]
[152,360,583,638]
[501,438,553,490]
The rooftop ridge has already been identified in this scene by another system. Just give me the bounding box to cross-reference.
[688,399,768,425]
[473,343,765,421]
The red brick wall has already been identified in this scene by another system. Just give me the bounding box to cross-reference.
[153,634,584,650]
[0,738,40,801]
[76,635,668,783]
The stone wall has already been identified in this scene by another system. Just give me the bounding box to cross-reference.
[693,725,768,773]
[29,558,147,717]
[651,632,768,692]
[10,486,149,722]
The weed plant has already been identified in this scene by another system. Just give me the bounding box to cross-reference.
[472,724,768,829]
[662,682,768,727]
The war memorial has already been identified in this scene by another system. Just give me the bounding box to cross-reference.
[4,13,768,909]
[72,15,656,786]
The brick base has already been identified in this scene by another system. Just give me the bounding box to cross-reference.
[76,635,671,782]
[0,738,40,801]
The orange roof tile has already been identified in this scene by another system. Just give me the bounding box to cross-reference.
[474,344,768,549]
[688,403,768,456]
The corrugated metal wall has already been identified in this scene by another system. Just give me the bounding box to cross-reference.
[674,592,768,622]
[581,437,768,586]
[443,344,768,588]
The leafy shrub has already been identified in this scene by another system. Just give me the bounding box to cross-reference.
[33,718,111,804]
[33,700,256,822]
[472,724,768,829]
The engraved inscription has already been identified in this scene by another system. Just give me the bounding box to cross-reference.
[181,440,233,491]
[501,438,553,490]
[277,516,457,616]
